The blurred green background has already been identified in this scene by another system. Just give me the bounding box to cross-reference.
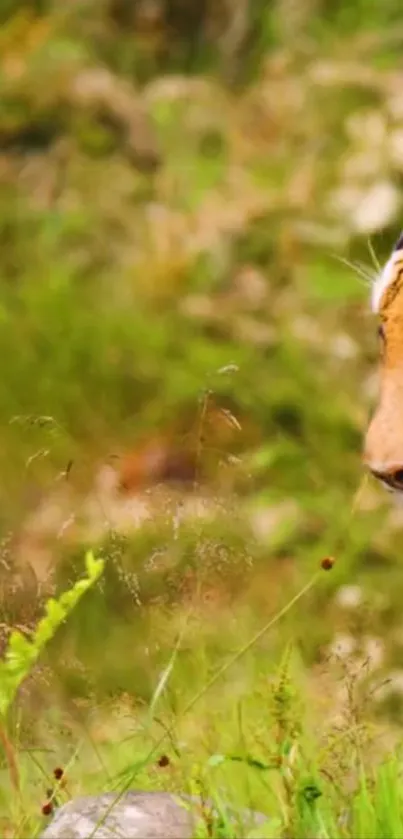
[3,0,403,817]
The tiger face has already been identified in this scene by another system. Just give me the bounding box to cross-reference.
[364,233,403,493]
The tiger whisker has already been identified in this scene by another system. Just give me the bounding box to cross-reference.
[331,254,374,286]
[367,237,381,272]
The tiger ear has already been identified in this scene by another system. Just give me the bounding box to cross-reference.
[394,231,403,252]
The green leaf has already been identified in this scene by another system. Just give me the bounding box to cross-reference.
[246,819,280,839]
[0,552,104,717]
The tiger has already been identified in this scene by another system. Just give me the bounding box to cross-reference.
[364,232,403,493]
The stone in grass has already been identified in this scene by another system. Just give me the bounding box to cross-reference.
[40,790,270,838]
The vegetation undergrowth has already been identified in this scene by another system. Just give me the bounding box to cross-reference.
[0,553,402,838]
[2,1,403,837]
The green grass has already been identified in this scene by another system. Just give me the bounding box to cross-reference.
[1,562,403,838]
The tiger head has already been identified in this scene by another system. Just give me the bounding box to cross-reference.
[364,233,403,493]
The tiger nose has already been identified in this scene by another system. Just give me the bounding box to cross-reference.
[366,463,403,491]
[363,405,403,490]
[371,467,403,490]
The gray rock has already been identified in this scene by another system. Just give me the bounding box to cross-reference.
[40,790,269,838]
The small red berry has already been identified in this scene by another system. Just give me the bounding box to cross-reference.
[321,556,335,571]
[157,754,170,768]
[41,802,53,816]
[54,767,64,780]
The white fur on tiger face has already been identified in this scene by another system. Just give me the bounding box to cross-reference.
[365,233,403,493]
